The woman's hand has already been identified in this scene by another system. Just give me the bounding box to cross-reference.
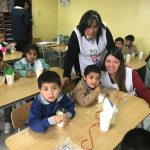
[62,77,71,86]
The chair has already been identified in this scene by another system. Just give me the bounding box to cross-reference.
[11,101,32,131]
[50,45,67,67]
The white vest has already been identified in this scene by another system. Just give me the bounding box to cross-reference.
[74,27,107,75]
[101,67,136,95]
[21,58,43,70]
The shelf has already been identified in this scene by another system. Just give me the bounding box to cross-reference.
[0,11,13,42]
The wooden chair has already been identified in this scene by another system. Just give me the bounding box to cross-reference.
[11,101,32,131]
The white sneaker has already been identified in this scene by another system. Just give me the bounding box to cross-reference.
[4,122,12,134]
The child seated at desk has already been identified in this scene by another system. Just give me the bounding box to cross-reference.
[28,71,75,132]
[71,64,101,107]
[115,37,124,50]
[122,35,139,56]
[14,43,49,77]
[0,50,20,134]
[0,34,7,55]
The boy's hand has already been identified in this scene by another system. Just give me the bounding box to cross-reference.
[61,114,70,126]
[54,115,64,124]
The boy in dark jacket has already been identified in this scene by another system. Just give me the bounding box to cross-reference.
[28,71,75,132]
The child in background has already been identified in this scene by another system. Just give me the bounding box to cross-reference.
[14,43,49,77]
[0,50,20,134]
[0,34,7,55]
[71,64,101,107]
[122,35,139,55]
[115,37,124,50]
[28,71,75,132]
[120,128,150,150]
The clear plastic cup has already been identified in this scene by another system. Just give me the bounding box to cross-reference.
[98,93,106,103]
[56,109,66,128]
[5,73,14,85]
[139,51,144,59]
[35,69,43,78]
[126,54,131,63]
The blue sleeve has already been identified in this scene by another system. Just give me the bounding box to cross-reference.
[28,99,51,132]
[40,59,49,70]
[14,60,27,77]
[61,94,76,118]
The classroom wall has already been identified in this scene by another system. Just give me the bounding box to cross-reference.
[57,0,150,55]
[32,0,58,41]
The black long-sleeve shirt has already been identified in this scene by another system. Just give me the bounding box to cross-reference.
[63,26,115,78]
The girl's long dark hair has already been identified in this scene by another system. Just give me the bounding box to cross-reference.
[102,48,127,92]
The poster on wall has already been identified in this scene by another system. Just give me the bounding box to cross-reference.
[60,0,70,7]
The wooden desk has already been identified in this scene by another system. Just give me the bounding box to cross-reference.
[129,56,146,69]
[0,67,78,108]
[3,51,23,63]
[0,77,38,108]
[5,90,150,150]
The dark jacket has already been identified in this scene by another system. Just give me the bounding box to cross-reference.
[11,7,32,40]
[28,93,75,132]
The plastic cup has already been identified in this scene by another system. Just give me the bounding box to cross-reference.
[139,51,144,59]
[111,108,118,125]
[0,75,5,85]
[10,49,15,54]
[126,54,131,63]
[131,52,135,58]
[5,73,14,85]
[98,93,105,103]
[35,69,43,78]
[56,110,64,128]
[100,111,112,132]
[3,51,6,56]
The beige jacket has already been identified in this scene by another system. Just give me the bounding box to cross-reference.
[71,79,101,107]
[122,45,138,55]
